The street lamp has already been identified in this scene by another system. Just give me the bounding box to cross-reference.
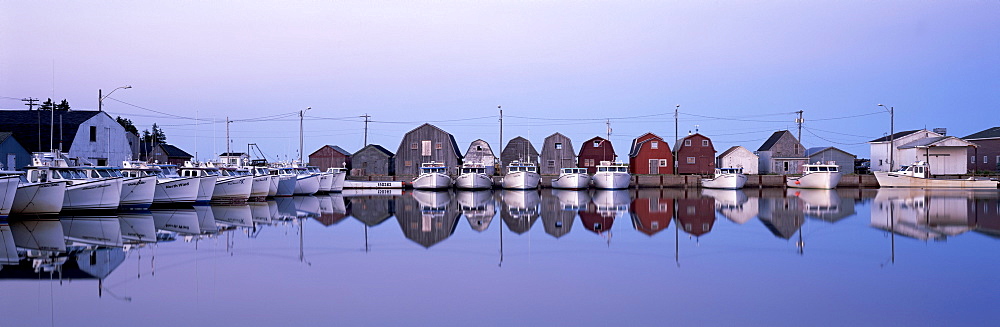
[299,107,311,162]
[99,85,132,111]
[877,104,895,171]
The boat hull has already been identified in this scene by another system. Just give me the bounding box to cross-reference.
[551,173,590,189]
[194,176,219,203]
[413,173,453,190]
[266,175,279,197]
[212,176,254,201]
[317,173,334,192]
[502,171,540,189]
[455,173,493,189]
[592,172,631,189]
[250,175,271,199]
[153,177,200,204]
[276,175,296,196]
[787,172,841,189]
[701,173,748,189]
[329,171,347,192]
[293,174,321,195]
[63,178,122,211]
[874,171,999,188]
[10,182,66,215]
[0,176,18,217]
[119,176,158,209]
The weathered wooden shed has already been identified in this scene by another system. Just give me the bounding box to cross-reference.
[352,144,395,176]
[0,132,31,170]
[628,132,673,174]
[806,147,857,174]
[578,136,617,174]
[717,146,759,174]
[674,133,716,174]
[309,145,352,171]
[540,133,576,175]
[463,139,497,175]
[758,130,807,174]
[500,136,539,173]
[394,123,463,176]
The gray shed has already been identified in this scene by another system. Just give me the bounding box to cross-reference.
[0,132,31,170]
[463,139,497,175]
[394,124,463,176]
[806,147,857,174]
[500,136,539,173]
[353,144,395,176]
[539,133,576,175]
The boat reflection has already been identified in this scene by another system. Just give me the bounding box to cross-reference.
[249,201,276,225]
[1,222,19,265]
[118,212,157,244]
[293,195,321,219]
[458,190,495,232]
[396,190,460,248]
[273,197,298,221]
[316,194,350,226]
[500,190,540,234]
[702,188,756,224]
[151,207,201,236]
[789,189,856,223]
[541,190,586,238]
[212,204,253,228]
[871,189,984,241]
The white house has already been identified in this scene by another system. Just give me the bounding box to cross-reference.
[869,129,974,175]
[0,109,136,166]
[717,146,758,174]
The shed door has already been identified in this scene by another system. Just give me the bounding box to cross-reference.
[6,153,14,170]
[649,159,658,174]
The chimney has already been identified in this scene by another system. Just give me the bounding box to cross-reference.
[932,128,947,136]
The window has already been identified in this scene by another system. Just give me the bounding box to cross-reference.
[783,161,789,172]
[435,142,443,150]
[659,159,668,167]
[410,142,418,150]
[584,158,594,167]
[971,156,976,164]
[404,160,412,167]
[476,145,482,151]
[702,140,709,147]
[421,141,432,156]
[985,156,989,164]
[593,140,600,147]
[555,143,563,150]
[90,126,97,142]
[547,160,555,167]
[684,139,691,146]
[651,141,658,149]
[686,157,695,164]
[879,159,883,166]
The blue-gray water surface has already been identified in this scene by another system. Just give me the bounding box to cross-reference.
[1,188,998,326]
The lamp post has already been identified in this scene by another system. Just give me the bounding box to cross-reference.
[299,107,311,162]
[99,85,132,111]
[877,104,894,171]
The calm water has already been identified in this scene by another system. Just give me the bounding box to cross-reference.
[2,188,998,326]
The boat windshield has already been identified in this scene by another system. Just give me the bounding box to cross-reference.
[163,167,178,176]
[96,169,114,178]
[422,167,446,174]
[461,168,485,174]
[205,169,219,176]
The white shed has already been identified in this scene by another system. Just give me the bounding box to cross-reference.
[716,146,758,174]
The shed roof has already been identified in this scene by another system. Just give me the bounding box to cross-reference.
[161,144,193,158]
[675,133,711,152]
[404,123,463,158]
[898,136,976,149]
[868,130,922,143]
[0,132,12,143]
[963,127,1000,140]
[758,130,792,152]
[310,145,352,157]
[0,109,104,153]
[355,144,393,157]
[717,146,755,159]
[805,146,855,158]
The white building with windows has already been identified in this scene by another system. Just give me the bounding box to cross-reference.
[869,129,974,175]
[717,146,758,174]
[0,109,136,166]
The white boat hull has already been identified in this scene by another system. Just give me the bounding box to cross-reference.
[63,178,122,211]
[276,175,296,196]
[119,176,158,209]
[61,216,123,247]
[551,173,590,189]
[293,174,321,195]
[412,173,453,190]
[267,175,279,197]
[213,176,254,201]
[592,172,631,189]
[317,173,334,192]
[10,182,66,215]
[874,171,999,188]
[250,175,272,198]
[0,176,19,217]
[787,172,841,189]
[455,173,493,189]
[502,171,540,189]
[701,173,748,189]
[195,176,219,203]
[154,177,201,204]
[329,171,347,192]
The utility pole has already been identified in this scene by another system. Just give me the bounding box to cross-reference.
[226,117,231,159]
[878,104,895,171]
[606,119,611,141]
[21,97,38,110]
[674,104,679,175]
[498,105,503,176]
[795,110,804,154]
[299,107,311,163]
[360,113,371,146]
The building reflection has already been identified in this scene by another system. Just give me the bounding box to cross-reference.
[758,189,804,240]
[630,189,672,236]
[542,190,586,238]
[675,190,715,238]
[350,195,395,227]
[396,190,460,248]
[871,189,988,241]
[500,190,540,234]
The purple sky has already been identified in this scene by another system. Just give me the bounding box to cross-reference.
[2,1,998,161]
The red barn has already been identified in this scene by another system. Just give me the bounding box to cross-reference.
[628,132,673,174]
[675,133,716,174]
[308,145,352,171]
[578,136,617,174]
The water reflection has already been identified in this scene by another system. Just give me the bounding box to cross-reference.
[458,190,495,232]
[871,189,996,241]
[541,190,584,238]
[397,190,460,248]
[500,190,540,234]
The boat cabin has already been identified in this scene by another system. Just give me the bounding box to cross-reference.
[460,163,488,175]
[894,161,930,178]
[77,167,124,180]
[420,162,448,175]
[560,167,589,175]
[596,162,629,173]
[802,163,840,174]
[507,161,537,173]
[716,168,743,175]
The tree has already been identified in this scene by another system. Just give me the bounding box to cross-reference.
[39,98,54,110]
[56,99,70,111]
[140,123,167,144]
[116,116,139,135]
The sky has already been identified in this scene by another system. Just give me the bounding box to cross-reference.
[2,1,998,162]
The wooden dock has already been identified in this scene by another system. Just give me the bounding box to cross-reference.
[350,174,881,188]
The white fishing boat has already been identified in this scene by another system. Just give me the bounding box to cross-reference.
[875,161,999,188]
[176,162,219,203]
[306,166,335,193]
[25,153,122,211]
[248,166,279,197]
[289,164,321,195]
[592,161,631,189]
[701,167,748,189]
[136,163,200,204]
[551,167,590,190]
[271,167,297,196]
[455,162,493,189]
[0,171,66,215]
[80,166,157,209]
[236,166,271,200]
[501,161,540,189]
[0,174,19,218]
[787,162,842,189]
[412,162,453,190]
[213,165,254,201]
[326,167,348,192]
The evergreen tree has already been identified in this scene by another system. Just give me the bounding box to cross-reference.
[56,99,70,111]
[39,98,54,110]
[116,116,139,135]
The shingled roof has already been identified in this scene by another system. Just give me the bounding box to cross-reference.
[868,130,922,143]
[0,110,104,153]
[963,127,1000,140]
[758,131,791,152]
